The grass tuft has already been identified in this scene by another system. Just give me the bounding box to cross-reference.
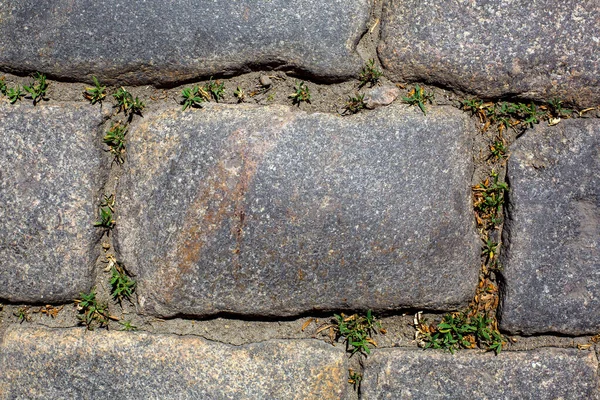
[358,59,382,88]
[402,84,434,115]
[23,72,48,105]
[290,81,311,105]
[75,288,109,330]
[344,93,366,115]
[110,264,136,303]
[84,76,107,104]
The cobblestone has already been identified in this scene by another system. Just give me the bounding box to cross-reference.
[0,0,369,85]
[379,0,600,107]
[0,326,347,399]
[362,348,599,399]
[500,119,600,335]
[116,103,479,317]
[0,103,107,302]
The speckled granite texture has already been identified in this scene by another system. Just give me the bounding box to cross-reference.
[0,326,348,399]
[115,103,480,317]
[500,119,600,335]
[0,0,369,85]
[379,0,600,107]
[362,348,599,399]
[0,103,107,302]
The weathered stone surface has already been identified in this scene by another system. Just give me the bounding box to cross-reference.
[361,348,599,399]
[0,0,369,85]
[379,0,600,108]
[116,103,479,317]
[0,103,107,303]
[500,119,600,335]
[0,326,347,399]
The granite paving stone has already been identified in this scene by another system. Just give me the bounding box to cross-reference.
[0,325,347,400]
[499,119,600,335]
[0,0,369,85]
[116,103,480,317]
[361,348,600,399]
[0,103,107,303]
[378,0,600,108]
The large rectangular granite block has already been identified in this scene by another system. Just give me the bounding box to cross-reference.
[116,104,480,317]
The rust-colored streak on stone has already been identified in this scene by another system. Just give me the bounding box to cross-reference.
[230,135,253,280]
[158,150,239,300]
[157,117,290,305]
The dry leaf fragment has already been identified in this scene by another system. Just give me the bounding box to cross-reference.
[369,18,379,33]
[301,318,314,332]
[104,254,118,272]
[315,324,334,335]
[579,107,597,116]
[38,305,64,318]
[548,117,561,126]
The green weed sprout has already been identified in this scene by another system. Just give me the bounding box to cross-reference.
[103,123,128,163]
[206,77,225,102]
[344,93,366,114]
[348,369,362,391]
[317,310,383,356]
[94,194,116,229]
[181,85,208,111]
[473,171,508,227]
[0,77,6,96]
[114,87,145,116]
[402,84,434,115]
[290,81,311,105]
[359,59,382,88]
[490,138,507,160]
[23,72,48,105]
[75,288,109,330]
[234,86,245,102]
[7,86,24,104]
[14,306,31,323]
[415,311,505,355]
[84,76,107,104]
[110,264,136,303]
[119,320,138,331]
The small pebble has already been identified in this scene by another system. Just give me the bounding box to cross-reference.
[259,75,273,87]
[364,85,400,109]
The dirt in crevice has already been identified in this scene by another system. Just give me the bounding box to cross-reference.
[0,66,460,118]
[355,0,383,64]
[1,67,599,377]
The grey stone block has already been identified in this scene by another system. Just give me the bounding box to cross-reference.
[0,326,347,399]
[0,103,107,303]
[361,348,599,399]
[500,119,600,335]
[116,103,479,317]
[378,0,600,108]
[0,0,369,85]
